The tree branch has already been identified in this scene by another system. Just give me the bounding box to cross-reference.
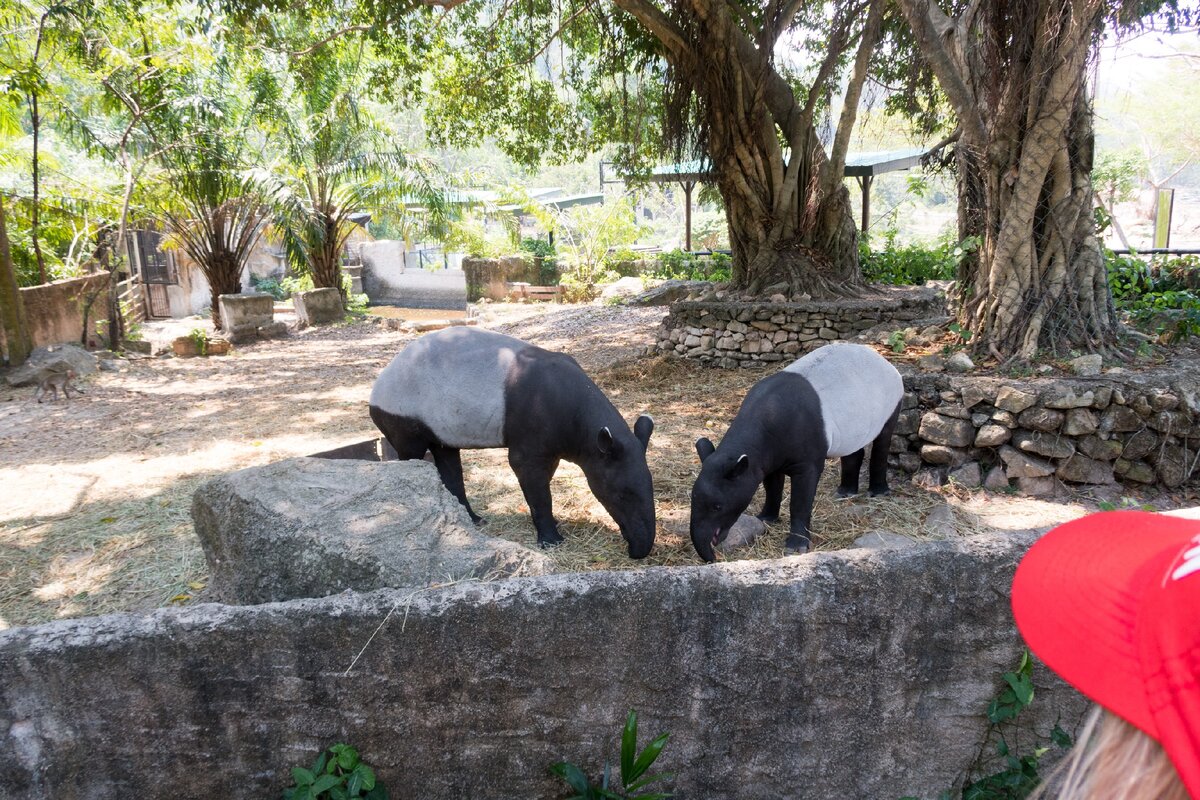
[894,0,985,144]
[290,24,373,57]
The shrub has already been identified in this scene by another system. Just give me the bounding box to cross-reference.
[647,249,731,282]
[282,743,387,800]
[252,276,288,300]
[859,230,978,286]
[1107,252,1200,342]
[550,710,673,800]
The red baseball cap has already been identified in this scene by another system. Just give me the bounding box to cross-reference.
[1012,510,1200,798]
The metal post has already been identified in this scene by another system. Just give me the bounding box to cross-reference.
[858,175,873,234]
[683,180,695,252]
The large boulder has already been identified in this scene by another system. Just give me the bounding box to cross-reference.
[191,457,552,603]
[5,343,98,386]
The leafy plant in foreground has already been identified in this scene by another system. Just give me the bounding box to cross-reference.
[550,710,673,800]
[282,743,387,800]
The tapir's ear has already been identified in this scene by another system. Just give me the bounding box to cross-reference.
[695,437,716,462]
[597,426,618,455]
[633,414,654,452]
[726,453,750,479]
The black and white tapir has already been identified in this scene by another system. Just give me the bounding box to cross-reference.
[369,327,657,558]
[689,343,903,562]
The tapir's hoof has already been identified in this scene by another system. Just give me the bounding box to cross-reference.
[471,515,487,527]
[784,544,810,555]
[756,513,781,524]
[835,487,858,499]
[538,538,564,550]
[869,487,891,498]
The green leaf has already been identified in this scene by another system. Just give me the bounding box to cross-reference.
[336,745,359,771]
[1051,724,1072,748]
[624,772,672,794]
[621,710,638,785]
[346,771,362,796]
[550,761,592,795]
[627,732,669,785]
[364,783,388,800]
[292,767,316,787]
[329,787,349,800]
[1004,671,1034,707]
[313,751,329,775]
[311,774,341,794]
[354,764,376,791]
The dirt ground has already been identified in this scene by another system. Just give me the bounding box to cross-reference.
[0,302,1191,630]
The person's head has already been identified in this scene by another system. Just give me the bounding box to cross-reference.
[1011,510,1200,800]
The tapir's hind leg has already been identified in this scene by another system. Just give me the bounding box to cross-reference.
[837,449,865,497]
[757,470,785,522]
[431,445,483,524]
[868,401,902,496]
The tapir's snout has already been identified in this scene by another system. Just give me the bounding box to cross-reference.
[690,519,721,564]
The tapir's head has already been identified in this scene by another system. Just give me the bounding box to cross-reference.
[689,437,759,563]
[585,414,656,559]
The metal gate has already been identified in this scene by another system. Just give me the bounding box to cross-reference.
[128,230,176,318]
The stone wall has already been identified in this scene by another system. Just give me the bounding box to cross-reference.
[16,273,113,349]
[462,255,556,301]
[895,372,1200,491]
[0,531,1087,799]
[656,287,945,367]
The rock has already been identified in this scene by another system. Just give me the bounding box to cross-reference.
[1154,445,1197,488]
[995,386,1038,413]
[1062,409,1098,436]
[974,424,1011,448]
[999,446,1055,478]
[991,410,1018,428]
[4,343,98,386]
[983,466,1010,491]
[218,292,277,343]
[1150,392,1180,412]
[1043,387,1095,410]
[852,531,915,550]
[917,354,946,372]
[961,384,993,410]
[1013,431,1076,460]
[191,458,552,604]
[1056,455,1115,485]
[920,445,970,467]
[600,277,649,302]
[1017,407,1064,432]
[1100,406,1143,434]
[769,293,788,304]
[925,504,958,537]
[1068,354,1103,376]
[897,452,922,473]
[1077,436,1123,462]
[949,462,982,487]
[894,410,922,436]
[919,413,976,448]
[629,279,710,305]
[1017,476,1058,497]
[911,468,947,489]
[716,515,766,553]
[944,352,975,373]
[1120,430,1159,461]
[934,404,971,420]
[1114,459,1156,484]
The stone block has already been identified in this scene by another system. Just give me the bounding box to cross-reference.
[1114,459,1156,484]
[294,288,344,327]
[1017,407,1064,432]
[1120,429,1159,461]
[974,424,1011,448]
[1000,446,1055,478]
[949,462,982,487]
[1043,387,1095,410]
[918,413,976,448]
[991,410,1018,428]
[1078,436,1123,462]
[1100,406,1143,433]
[1056,455,1115,485]
[995,386,1038,413]
[921,445,969,467]
[1068,354,1102,376]
[1013,431,1075,460]
[1017,476,1058,497]
[944,352,975,373]
[218,292,274,342]
[191,458,552,604]
[983,466,1010,491]
[1062,408,1098,436]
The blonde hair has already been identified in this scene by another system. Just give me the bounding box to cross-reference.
[1031,705,1189,800]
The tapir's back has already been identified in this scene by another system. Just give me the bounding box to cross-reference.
[370,327,530,448]
[783,343,903,457]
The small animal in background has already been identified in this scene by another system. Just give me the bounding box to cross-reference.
[689,342,904,562]
[35,369,82,403]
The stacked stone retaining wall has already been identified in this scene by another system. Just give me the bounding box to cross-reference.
[895,372,1200,491]
[656,288,945,366]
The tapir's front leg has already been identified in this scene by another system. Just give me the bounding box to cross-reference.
[757,470,784,523]
[785,462,823,554]
[508,450,564,548]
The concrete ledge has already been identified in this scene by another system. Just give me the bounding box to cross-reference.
[293,288,343,327]
[218,293,275,343]
[0,531,1085,799]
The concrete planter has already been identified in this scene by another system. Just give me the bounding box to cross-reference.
[293,287,344,326]
[171,336,231,357]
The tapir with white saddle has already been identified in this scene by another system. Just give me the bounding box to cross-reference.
[689,343,903,562]
[370,327,657,558]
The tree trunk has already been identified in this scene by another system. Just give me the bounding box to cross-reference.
[0,196,34,366]
[29,91,47,285]
[899,0,1116,361]
[205,249,244,329]
[616,0,866,297]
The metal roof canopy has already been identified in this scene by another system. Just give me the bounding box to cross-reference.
[642,147,931,245]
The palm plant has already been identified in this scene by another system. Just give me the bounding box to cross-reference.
[253,48,446,302]
[156,72,268,329]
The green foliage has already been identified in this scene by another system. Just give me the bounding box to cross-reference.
[902,652,1073,800]
[280,274,315,296]
[1092,150,1145,206]
[550,710,673,800]
[860,230,979,286]
[187,327,207,356]
[647,249,731,282]
[519,236,559,284]
[252,276,288,300]
[1107,252,1200,342]
[282,743,387,800]
[1097,496,1156,512]
[342,272,368,314]
[888,330,907,353]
